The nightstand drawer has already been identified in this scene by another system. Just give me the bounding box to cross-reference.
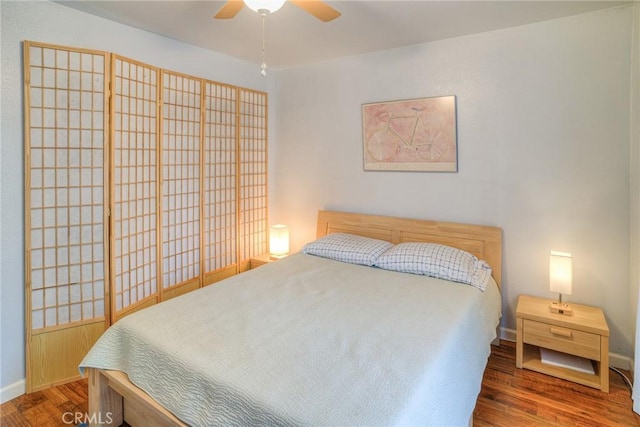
[523,319,601,361]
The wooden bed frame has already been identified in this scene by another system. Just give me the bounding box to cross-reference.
[87,210,502,426]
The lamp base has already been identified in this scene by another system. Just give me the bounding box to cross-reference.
[550,301,572,315]
[270,254,287,261]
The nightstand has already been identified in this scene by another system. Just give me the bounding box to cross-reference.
[249,253,286,269]
[516,294,609,392]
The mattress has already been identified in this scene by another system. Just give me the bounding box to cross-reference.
[80,252,502,426]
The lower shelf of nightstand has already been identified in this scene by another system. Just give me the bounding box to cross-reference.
[522,344,603,390]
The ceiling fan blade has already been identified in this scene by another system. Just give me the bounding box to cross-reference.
[213,0,245,19]
[289,0,341,22]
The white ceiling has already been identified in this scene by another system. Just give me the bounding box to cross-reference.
[56,0,629,70]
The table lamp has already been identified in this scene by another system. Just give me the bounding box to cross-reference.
[549,251,572,315]
[270,224,289,259]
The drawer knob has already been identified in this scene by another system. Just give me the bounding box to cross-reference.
[549,326,572,338]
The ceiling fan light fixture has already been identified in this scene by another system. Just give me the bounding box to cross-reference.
[243,0,287,14]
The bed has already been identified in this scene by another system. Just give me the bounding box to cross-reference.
[81,210,502,426]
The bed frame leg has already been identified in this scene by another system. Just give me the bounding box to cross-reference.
[88,368,124,426]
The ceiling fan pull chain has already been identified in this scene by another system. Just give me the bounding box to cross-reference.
[260,11,267,77]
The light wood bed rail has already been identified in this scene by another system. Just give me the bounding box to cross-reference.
[88,210,503,426]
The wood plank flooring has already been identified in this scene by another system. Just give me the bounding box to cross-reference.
[0,379,88,426]
[474,341,640,426]
[1,340,638,426]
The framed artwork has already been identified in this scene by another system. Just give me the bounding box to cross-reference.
[362,95,457,172]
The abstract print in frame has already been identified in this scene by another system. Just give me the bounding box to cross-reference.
[362,96,457,172]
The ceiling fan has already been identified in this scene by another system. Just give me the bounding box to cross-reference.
[214,0,341,22]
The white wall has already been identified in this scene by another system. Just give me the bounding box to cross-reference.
[0,0,273,400]
[630,1,640,414]
[273,6,634,357]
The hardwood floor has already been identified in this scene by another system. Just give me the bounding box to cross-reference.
[474,341,640,426]
[1,340,638,426]
[0,379,88,426]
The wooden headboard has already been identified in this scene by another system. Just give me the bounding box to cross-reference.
[316,210,503,289]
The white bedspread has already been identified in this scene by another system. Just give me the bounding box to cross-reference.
[80,253,502,426]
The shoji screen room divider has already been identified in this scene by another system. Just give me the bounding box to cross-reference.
[24,41,268,392]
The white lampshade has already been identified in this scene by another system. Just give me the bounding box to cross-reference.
[270,224,289,256]
[244,0,287,13]
[549,251,572,295]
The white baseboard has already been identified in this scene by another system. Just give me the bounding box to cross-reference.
[610,353,633,371]
[499,327,633,371]
[500,326,516,342]
[0,379,26,404]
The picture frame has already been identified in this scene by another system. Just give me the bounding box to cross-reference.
[362,95,457,172]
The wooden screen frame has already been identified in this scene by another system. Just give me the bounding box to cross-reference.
[237,89,269,272]
[23,40,269,391]
[159,69,203,299]
[86,210,502,426]
[24,41,112,392]
[202,81,239,285]
[110,54,162,321]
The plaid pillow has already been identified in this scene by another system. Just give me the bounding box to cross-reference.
[302,233,393,266]
[374,242,492,291]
